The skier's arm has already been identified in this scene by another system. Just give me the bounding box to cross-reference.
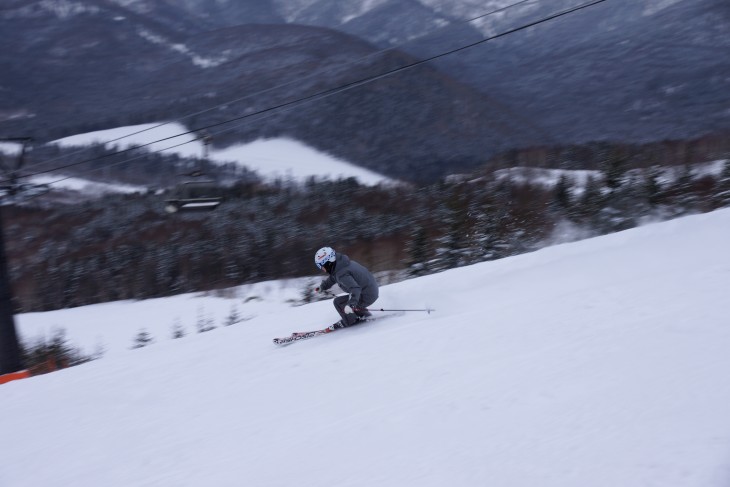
[338,274,361,307]
[320,274,336,291]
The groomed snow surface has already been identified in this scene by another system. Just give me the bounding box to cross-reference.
[5,209,730,487]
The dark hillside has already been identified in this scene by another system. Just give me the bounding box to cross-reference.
[0,4,523,181]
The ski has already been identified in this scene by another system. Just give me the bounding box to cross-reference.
[273,324,337,346]
[273,313,403,346]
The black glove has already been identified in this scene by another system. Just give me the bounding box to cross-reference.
[352,305,371,316]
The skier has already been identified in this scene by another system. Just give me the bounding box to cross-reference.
[314,246,379,329]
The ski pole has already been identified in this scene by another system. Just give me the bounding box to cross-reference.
[371,308,435,314]
[320,291,434,313]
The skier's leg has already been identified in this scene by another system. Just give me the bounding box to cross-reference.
[332,295,359,327]
[332,294,348,320]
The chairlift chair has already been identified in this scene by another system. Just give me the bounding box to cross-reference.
[164,180,223,213]
[164,132,223,213]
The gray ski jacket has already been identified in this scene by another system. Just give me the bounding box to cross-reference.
[320,253,378,307]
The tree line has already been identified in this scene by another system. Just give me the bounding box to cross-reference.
[4,146,730,313]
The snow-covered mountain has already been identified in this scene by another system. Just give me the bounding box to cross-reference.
[2,0,728,181]
[6,207,730,486]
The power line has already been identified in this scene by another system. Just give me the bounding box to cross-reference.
[20,0,538,173]
[9,0,608,187]
[95,0,538,144]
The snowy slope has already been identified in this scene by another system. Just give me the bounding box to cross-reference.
[52,123,392,186]
[5,209,730,487]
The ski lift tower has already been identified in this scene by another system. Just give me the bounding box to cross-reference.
[0,138,32,375]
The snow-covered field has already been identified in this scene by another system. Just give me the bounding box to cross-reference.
[5,208,730,487]
[29,174,145,195]
[51,123,392,185]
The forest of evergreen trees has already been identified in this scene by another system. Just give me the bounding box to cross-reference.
[4,146,729,313]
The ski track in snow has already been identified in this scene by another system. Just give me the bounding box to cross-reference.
[4,209,730,487]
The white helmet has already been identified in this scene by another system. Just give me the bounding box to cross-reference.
[314,247,336,270]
